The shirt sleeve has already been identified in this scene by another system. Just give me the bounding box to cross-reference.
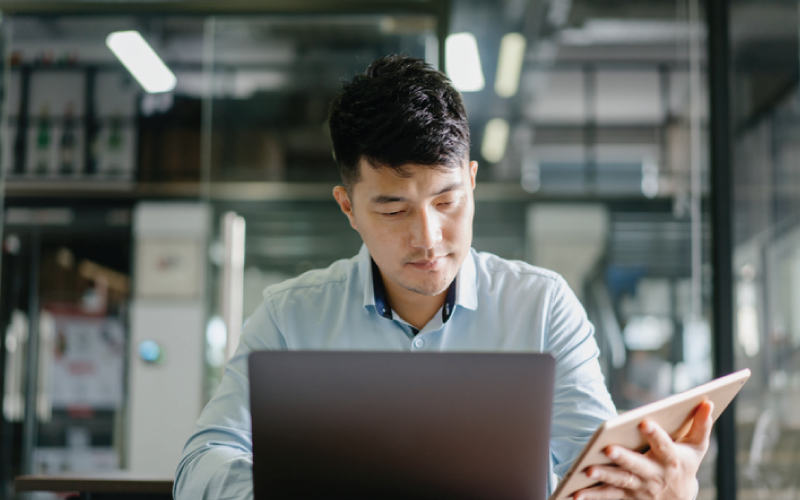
[544,276,618,480]
[173,296,286,500]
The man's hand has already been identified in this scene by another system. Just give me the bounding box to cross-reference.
[573,400,714,500]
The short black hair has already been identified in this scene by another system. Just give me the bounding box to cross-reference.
[328,55,471,189]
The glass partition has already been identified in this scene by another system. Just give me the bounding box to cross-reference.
[0,1,719,498]
[201,12,440,393]
[0,10,9,498]
[731,0,800,497]
[0,14,203,495]
[202,2,715,494]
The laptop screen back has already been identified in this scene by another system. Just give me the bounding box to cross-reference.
[249,351,555,500]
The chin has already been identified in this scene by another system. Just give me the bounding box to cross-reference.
[413,286,449,297]
[404,277,453,297]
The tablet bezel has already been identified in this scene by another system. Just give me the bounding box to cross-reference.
[549,368,751,500]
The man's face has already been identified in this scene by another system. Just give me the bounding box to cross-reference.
[333,159,478,300]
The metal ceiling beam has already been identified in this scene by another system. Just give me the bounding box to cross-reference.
[0,0,446,16]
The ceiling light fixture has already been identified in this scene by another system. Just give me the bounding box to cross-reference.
[482,118,510,163]
[495,33,526,98]
[445,32,485,92]
[106,31,177,94]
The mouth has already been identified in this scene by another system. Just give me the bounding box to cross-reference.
[407,256,446,271]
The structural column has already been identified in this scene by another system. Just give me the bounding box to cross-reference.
[707,0,737,498]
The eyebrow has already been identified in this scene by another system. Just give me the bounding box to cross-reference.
[370,182,463,205]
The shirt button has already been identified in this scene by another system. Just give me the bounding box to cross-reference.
[413,338,424,349]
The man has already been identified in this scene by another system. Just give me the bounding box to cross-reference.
[174,55,713,500]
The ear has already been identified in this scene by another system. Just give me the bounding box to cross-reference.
[333,186,358,230]
[468,160,478,190]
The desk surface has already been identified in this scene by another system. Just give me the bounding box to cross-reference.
[15,471,174,494]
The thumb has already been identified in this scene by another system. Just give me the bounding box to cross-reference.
[681,400,714,446]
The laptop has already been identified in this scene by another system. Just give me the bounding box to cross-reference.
[248,351,555,500]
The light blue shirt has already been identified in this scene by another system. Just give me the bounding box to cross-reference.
[174,245,618,500]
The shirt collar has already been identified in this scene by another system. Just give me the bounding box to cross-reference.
[372,259,393,320]
[359,244,479,319]
[457,248,479,311]
[358,244,375,312]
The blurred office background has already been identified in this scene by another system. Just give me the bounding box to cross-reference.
[0,0,796,499]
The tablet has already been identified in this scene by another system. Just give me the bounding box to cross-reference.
[549,368,751,500]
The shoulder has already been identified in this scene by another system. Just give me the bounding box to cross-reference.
[263,255,358,301]
[472,249,566,290]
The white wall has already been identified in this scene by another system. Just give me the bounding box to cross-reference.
[127,203,210,474]
[525,204,609,301]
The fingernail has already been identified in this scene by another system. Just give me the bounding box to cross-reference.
[641,421,654,434]
[606,447,619,460]
[588,469,598,479]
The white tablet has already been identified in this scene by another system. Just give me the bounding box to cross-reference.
[549,368,751,500]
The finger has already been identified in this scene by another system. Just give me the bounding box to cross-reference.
[585,465,641,492]
[603,444,662,480]
[681,400,714,446]
[572,483,631,500]
[640,418,678,464]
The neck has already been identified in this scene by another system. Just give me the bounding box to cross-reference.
[383,279,448,330]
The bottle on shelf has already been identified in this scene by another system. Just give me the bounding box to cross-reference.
[34,103,51,175]
[59,102,77,175]
[105,114,124,176]
[12,117,26,175]
[87,130,100,177]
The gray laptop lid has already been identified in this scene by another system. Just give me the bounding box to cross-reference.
[249,351,555,500]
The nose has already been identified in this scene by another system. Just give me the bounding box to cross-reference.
[409,207,442,250]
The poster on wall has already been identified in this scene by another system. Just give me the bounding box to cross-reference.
[49,314,125,411]
[135,239,204,298]
[32,447,119,475]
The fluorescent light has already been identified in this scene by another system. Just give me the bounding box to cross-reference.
[106,31,177,94]
[495,33,526,98]
[445,32,485,92]
[559,20,703,46]
[482,118,509,163]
